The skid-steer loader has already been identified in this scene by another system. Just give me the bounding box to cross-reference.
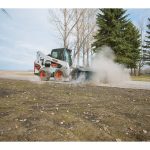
[34,48,93,81]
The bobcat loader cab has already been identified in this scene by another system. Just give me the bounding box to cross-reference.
[50,48,72,66]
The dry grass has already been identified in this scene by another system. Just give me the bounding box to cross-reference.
[0,78,150,141]
[131,75,150,82]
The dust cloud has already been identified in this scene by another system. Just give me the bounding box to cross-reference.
[91,46,130,85]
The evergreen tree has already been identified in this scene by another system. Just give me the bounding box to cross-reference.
[125,22,141,74]
[143,18,150,65]
[92,9,140,69]
[144,18,150,49]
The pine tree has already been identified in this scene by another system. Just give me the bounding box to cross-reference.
[144,18,150,49]
[143,18,150,66]
[92,9,140,69]
[125,22,141,75]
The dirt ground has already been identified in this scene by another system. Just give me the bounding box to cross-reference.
[0,77,150,141]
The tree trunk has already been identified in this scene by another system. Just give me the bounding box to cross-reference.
[134,68,136,76]
[86,43,90,67]
[130,68,133,76]
[75,9,80,66]
[64,9,67,48]
[138,65,141,76]
[82,11,85,67]
[83,44,85,66]
[86,10,90,67]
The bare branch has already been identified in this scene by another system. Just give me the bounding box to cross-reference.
[74,23,96,57]
[66,9,86,40]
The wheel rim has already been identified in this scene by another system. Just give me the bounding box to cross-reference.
[40,71,46,79]
[54,70,63,80]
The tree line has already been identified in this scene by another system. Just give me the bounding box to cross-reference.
[49,9,150,75]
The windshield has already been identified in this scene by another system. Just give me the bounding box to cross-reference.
[51,49,64,60]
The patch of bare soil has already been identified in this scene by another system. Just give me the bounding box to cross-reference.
[0,78,150,141]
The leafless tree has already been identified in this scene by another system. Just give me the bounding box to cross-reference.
[85,9,97,67]
[48,9,84,49]
[137,16,146,75]
[72,9,97,67]
[48,8,97,67]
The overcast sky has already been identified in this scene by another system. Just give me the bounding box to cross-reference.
[0,9,150,71]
